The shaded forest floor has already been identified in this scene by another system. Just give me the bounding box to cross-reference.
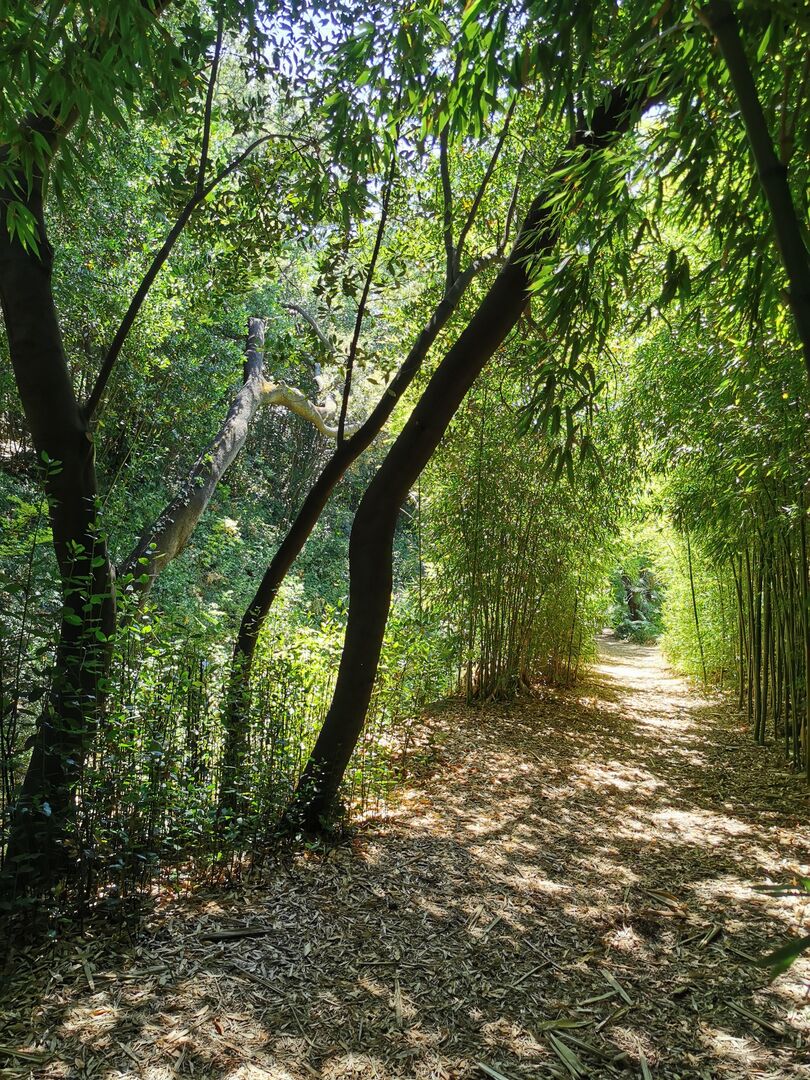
[3,637,810,1079]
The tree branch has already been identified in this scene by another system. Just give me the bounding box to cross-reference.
[439,124,456,293]
[500,154,524,255]
[700,0,810,379]
[337,148,398,444]
[282,303,335,358]
[118,317,356,595]
[264,381,359,438]
[455,95,518,272]
[196,10,224,198]
[218,250,499,788]
[83,127,304,421]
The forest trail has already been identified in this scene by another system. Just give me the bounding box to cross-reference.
[3,638,810,1080]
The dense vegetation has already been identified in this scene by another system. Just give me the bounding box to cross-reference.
[0,0,808,939]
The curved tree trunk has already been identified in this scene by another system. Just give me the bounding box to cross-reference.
[284,85,648,830]
[0,178,114,889]
[218,260,489,803]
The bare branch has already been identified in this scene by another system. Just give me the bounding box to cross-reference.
[439,124,456,293]
[337,148,398,443]
[455,95,518,271]
[282,302,335,358]
[119,316,357,596]
[263,381,358,438]
[196,10,224,197]
[500,148,526,255]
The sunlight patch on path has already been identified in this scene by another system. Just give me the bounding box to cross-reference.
[4,637,810,1080]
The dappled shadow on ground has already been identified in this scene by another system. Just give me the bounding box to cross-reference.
[2,636,809,1078]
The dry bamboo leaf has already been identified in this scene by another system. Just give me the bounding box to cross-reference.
[726,1001,784,1036]
[577,991,616,1006]
[0,1047,48,1063]
[477,1064,518,1080]
[555,1033,606,1059]
[546,1032,589,1078]
[511,962,550,986]
[595,1006,629,1033]
[642,888,682,907]
[115,1041,140,1064]
[80,956,95,992]
[199,926,275,941]
[600,970,633,1004]
[536,1019,592,1032]
[698,924,722,947]
[96,965,168,981]
[723,945,759,965]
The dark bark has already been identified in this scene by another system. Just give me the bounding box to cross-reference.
[0,179,114,888]
[621,573,640,621]
[218,261,488,802]
[701,0,810,381]
[284,85,648,830]
[752,549,763,740]
[0,0,179,891]
[760,564,771,743]
[731,555,746,710]
[745,545,755,726]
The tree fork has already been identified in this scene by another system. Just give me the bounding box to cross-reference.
[283,84,651,831]
[218,260,492,803]
[0,178,114,889]
[118,317,354,596]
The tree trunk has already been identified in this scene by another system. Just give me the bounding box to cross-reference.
[685,532,707,685]
[284,85,647,830]
[118,317,348,596]
[760,561,771,743]
[0,179,114,889]
[218,261,488,803]
[745,545,755,727]
[800,505,810,777]
[731,555,746,710]
[701,0,810,381]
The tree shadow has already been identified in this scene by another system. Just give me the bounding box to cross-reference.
[2,637,809,1078]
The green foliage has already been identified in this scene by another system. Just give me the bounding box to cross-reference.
[425,358,619,701]
[3,0,810,919]
[759,933,810,978]
[609,557,664,645]
[656,532,736,685]
[1,572,448,909]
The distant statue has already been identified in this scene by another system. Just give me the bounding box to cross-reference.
[621,572,640,620]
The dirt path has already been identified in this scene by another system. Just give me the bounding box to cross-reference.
[3,638,810,1079]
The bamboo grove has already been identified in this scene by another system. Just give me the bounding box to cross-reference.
[634,324,810,777]
[0,0,808,915]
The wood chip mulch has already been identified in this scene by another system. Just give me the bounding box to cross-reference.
[2,637,809,1079]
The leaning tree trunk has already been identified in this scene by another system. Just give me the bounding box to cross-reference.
[118,317,350,596]
[218,260,489,801]
[284,84,648,830]
[0,176,114,890]
[701,0,810,381]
